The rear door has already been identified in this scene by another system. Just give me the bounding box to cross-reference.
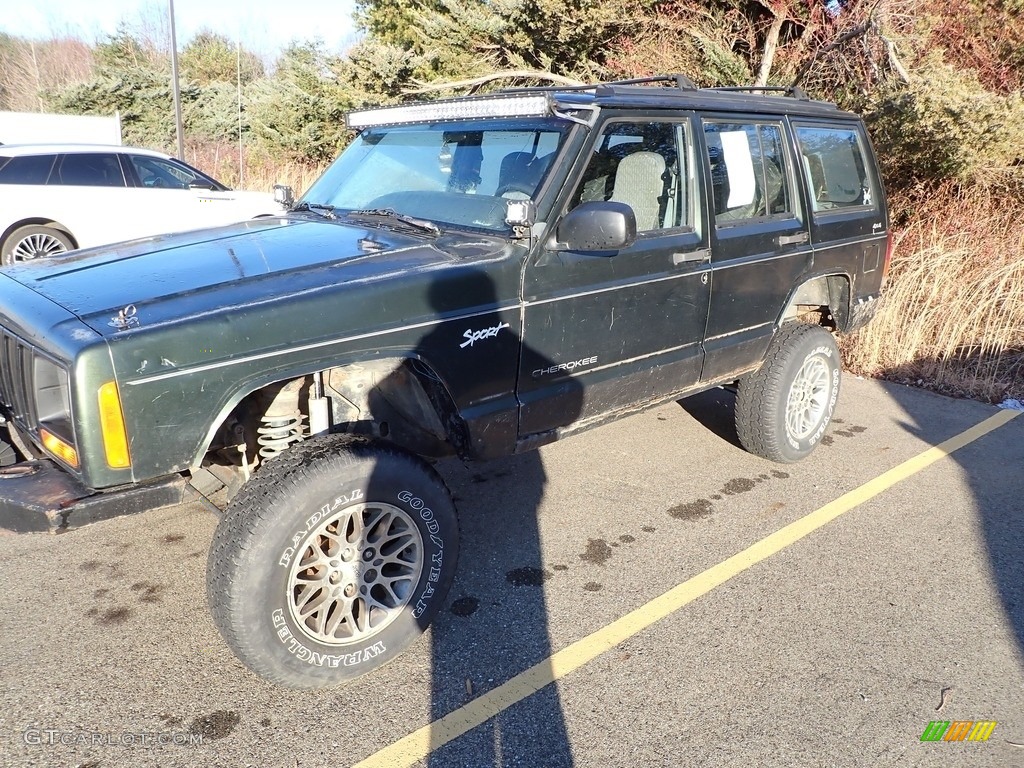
[791,121,888,303]
[698,115,812,383]
[45,152,150,247]
[518,114,712,438]
[0,153,59,241]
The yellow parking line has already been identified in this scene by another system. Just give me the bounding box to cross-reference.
[354,408,1020,768]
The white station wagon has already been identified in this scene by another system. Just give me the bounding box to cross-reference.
[0,143,285,263]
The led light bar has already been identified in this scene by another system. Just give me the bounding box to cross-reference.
[346,95,553,129]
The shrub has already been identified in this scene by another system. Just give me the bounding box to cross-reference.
[842,184,1024,402]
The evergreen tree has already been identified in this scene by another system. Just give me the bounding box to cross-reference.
[181,31,264,86]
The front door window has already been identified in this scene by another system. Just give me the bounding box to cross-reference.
[569,121,696,233]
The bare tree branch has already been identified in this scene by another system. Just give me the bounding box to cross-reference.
[404,70,585,95]
[791,20,873,88]
[756,14,786,87]
[878,31,911,83]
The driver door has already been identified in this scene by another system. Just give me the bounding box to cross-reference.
[518,116,712,438]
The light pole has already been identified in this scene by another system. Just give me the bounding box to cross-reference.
[169,0,185,160]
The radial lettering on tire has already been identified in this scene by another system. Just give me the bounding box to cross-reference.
[208,434,459,689]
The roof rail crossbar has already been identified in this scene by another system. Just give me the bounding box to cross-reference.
[710,85,810,100]
[598,74,697,90]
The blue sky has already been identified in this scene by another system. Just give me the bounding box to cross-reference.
[1,0,359,59]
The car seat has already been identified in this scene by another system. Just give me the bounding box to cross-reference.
[609,151,666,231]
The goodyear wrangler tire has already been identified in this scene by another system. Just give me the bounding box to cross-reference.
[207,434,458,689]
[735,323,841,464]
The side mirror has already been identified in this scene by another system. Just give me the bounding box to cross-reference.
[551,201,636,253]
[274,184,295,208]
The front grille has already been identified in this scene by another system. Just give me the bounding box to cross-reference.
[0,330,36,428]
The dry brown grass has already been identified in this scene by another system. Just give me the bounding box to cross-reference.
[235,160,327,198]
[183,141,327,198]
[842,184,1024,402]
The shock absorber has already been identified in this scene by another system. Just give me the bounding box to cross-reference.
[256,379,308,459]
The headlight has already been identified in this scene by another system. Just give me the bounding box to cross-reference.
[33,356,79,468]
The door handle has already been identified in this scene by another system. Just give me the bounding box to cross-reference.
[672,248,711,265]
[776,231,809,247]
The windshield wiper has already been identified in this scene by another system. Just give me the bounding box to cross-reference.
[345,208,441,236]
[290,201,337,219]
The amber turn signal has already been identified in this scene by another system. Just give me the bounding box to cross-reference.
[98,381,131,469]
[40,428,79,468]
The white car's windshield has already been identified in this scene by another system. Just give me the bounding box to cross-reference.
[300,119,569,233]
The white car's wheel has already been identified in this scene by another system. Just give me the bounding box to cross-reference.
[2,225,74,265]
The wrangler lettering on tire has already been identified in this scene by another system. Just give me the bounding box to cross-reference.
[207,435,458,690]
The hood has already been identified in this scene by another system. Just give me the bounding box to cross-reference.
[1,217,488,336]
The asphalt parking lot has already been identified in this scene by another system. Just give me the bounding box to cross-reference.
[1,377,1021,768]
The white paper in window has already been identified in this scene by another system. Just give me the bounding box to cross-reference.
[720,131,756,208]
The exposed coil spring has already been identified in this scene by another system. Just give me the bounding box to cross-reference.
[257,411,307,459]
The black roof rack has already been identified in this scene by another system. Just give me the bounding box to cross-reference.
[491,73,841,115]
[503,77,813,101]
[594,74,697,90]
[708,85,810,101]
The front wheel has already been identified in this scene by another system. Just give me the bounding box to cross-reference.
[735,323,841,463]
[207,435,459,689]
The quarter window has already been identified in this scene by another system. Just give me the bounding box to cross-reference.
[795,126,874,211]
[704,122,792,224]
[0,154,57,184]
[570,121,693,233]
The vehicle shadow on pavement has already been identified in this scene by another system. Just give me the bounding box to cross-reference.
[675,386,743,451]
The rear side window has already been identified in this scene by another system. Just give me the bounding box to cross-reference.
[53,153,125,187]
[704,121,793,224]
[795,126,874,211]
[0,154,57,184]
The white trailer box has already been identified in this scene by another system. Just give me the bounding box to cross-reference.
[0,111,121,145]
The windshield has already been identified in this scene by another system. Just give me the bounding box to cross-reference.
[300,119,569,232]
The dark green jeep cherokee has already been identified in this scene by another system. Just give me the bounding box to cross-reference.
[0,76,889,688]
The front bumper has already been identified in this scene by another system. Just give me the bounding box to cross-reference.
[0,460,186,533]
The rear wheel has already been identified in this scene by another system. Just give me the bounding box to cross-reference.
[735,323,841,463]
[1,225,73,264]
[207,434,458,689]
